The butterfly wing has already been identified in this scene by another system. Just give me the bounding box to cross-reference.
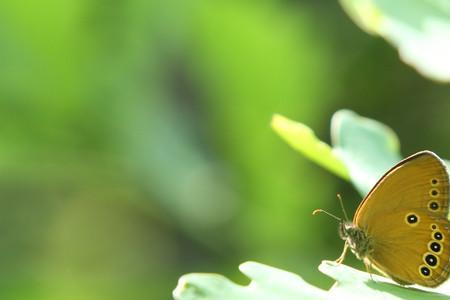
[354,151,450,287]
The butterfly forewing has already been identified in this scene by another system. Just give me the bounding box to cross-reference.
[354,151,450,287]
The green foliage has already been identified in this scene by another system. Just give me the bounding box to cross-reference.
[339,0,450,82]
[174,261,450,300]
[273,110,402,196]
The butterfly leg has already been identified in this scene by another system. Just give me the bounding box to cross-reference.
[335,242,349,264]
[364,261,375,282]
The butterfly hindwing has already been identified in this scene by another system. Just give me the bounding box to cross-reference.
[354,151,450,286]
[367,211,450,286]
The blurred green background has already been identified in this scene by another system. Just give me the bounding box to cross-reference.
[1,1,450,299]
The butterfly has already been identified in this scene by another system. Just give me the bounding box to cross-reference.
[315,150,450,287]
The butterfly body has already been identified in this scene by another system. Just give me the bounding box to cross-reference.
[339,222,372,260]
[336,151,450,287]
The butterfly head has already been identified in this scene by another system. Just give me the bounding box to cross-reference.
[338,221,354,239]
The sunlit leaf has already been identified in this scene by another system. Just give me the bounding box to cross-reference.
[331,109,401,196]
[339,0,450,82]
[271,114,349,180]
[173,261,450,300]
[173,262,327,300]
[271,111,402,196]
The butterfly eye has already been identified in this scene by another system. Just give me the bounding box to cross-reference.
[430,188,440,197]
[423,253,440,268]
[433,231,444,241]
[428,201,440,211]
[428,241,443,254]
[419,265,432,278]
[405,213,420,226]
[431,178,439,186]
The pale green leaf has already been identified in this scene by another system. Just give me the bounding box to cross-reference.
[271,114,349,180]
[173,261,450,300]
[331,109,401,196]
[173,261,327,300]
[339,0,450,82]
[271,111,403,196]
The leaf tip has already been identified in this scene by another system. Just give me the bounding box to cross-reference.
[172,275,189,299]
[270,113,288,132]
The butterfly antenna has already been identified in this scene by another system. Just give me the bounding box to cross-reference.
[312,209,341,222]
[337,194,350,222]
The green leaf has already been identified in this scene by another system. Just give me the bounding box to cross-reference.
[173,261,450,299]
[271,114,349,180]
[320,261,450,299]
[331,109,401,196]
[173,261,328,300]
[271,110,402,196]
[273,109,450,198]
[339,0,450,82]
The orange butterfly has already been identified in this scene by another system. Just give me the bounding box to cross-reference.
[316,151,450,287]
